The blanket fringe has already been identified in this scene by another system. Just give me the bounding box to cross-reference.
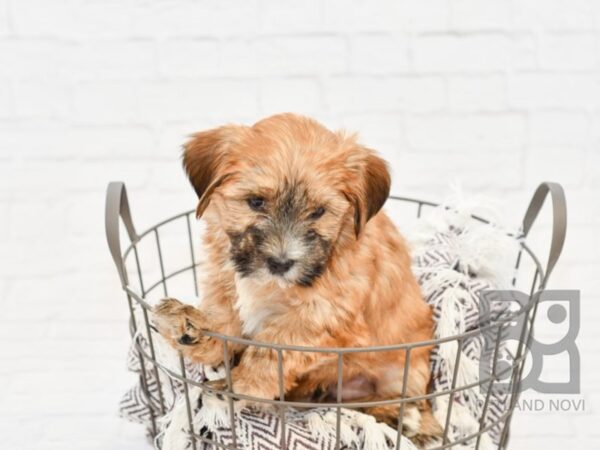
[433,397,495,450]
[159,387,202,450]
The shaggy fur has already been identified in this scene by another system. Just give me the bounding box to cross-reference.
[153,113,441,445]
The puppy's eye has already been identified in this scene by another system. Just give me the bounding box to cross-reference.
[247,196,265,211]
[309,207,325,220]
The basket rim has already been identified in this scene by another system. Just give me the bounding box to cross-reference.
[121,195,545,354]
[129,320,526,409]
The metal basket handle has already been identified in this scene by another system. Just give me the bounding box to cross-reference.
[105,181,139,287]
[521,182,567,285]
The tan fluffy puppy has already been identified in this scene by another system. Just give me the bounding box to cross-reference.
[154,113,441,444]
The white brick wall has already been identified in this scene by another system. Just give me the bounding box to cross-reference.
[0,1,598,449]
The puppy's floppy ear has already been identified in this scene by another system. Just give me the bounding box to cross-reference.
[343,145,391,238]
[183,125,244,218]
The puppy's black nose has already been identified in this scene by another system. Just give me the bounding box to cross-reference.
[267,257,295,275]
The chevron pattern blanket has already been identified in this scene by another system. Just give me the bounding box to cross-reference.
[119,205,519,450]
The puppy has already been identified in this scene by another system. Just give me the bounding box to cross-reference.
[154,113,441,445]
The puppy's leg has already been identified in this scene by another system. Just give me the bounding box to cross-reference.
[203,348,309,412]
[359,348,441,448]
[402,349,443,447]
[153,297,242,367]
[207,322,328,404]
[360,401,442,448]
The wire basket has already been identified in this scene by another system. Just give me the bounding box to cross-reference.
[105,181,567,450]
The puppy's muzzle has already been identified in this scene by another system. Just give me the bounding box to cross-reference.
[266,257,295,275]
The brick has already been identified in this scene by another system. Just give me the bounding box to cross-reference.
[0,80,12,117]
[11,0,132,38]
[67,126,157,159]
[509,74,600,109]
[71,40,156,81]
[132,162,194,198]
[0,202,8,241]
[391,148,523,190]
[559,189,600,225]
[450,0,511,30]
[14,81,69,118]
[413,34,532,72]
[258,0,323,33]
[405,113,526,151]
[0,122,70,159]
[131,0,260,37]
[40,417,146,443]
[325,76,445,113]
[218,39,260,77]
[322,0,405,32]
[0,160,149,200]
[10,0,73,36]
[447,75,507,112]
[0,0,9,36]
[0,239,76,277]
[561,224,600,264]
[136,79,260,122]
[6,391,124,415]
[510,413,576,437]
[400,0,449,31]
[324,0,449,32]
[0,318,50,342]
[71,82,139,124]
[156,122,200,159]
[259,78,322,116]
[253,36,347,75]
[529,112,589,146]
[594,2,600,32]
[8,199,68,240]
[63,190,108,238]
[593,113,600,143]
[588,146,600,188]
[70,0,134,38]
[513,0,595,31]
[0,40,72,79]
[335,113,404,146]
[510,33,538,70]
[158,39,219,77]
[511,433,588,450]
[539,33,597,71]
[349,34,410,73]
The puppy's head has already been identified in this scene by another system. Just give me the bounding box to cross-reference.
[183,113,390,287]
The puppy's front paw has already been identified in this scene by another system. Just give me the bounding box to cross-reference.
[153,298,201,344]
[152,298,223,365]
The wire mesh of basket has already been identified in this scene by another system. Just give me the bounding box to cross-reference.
[105,181,567,450]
